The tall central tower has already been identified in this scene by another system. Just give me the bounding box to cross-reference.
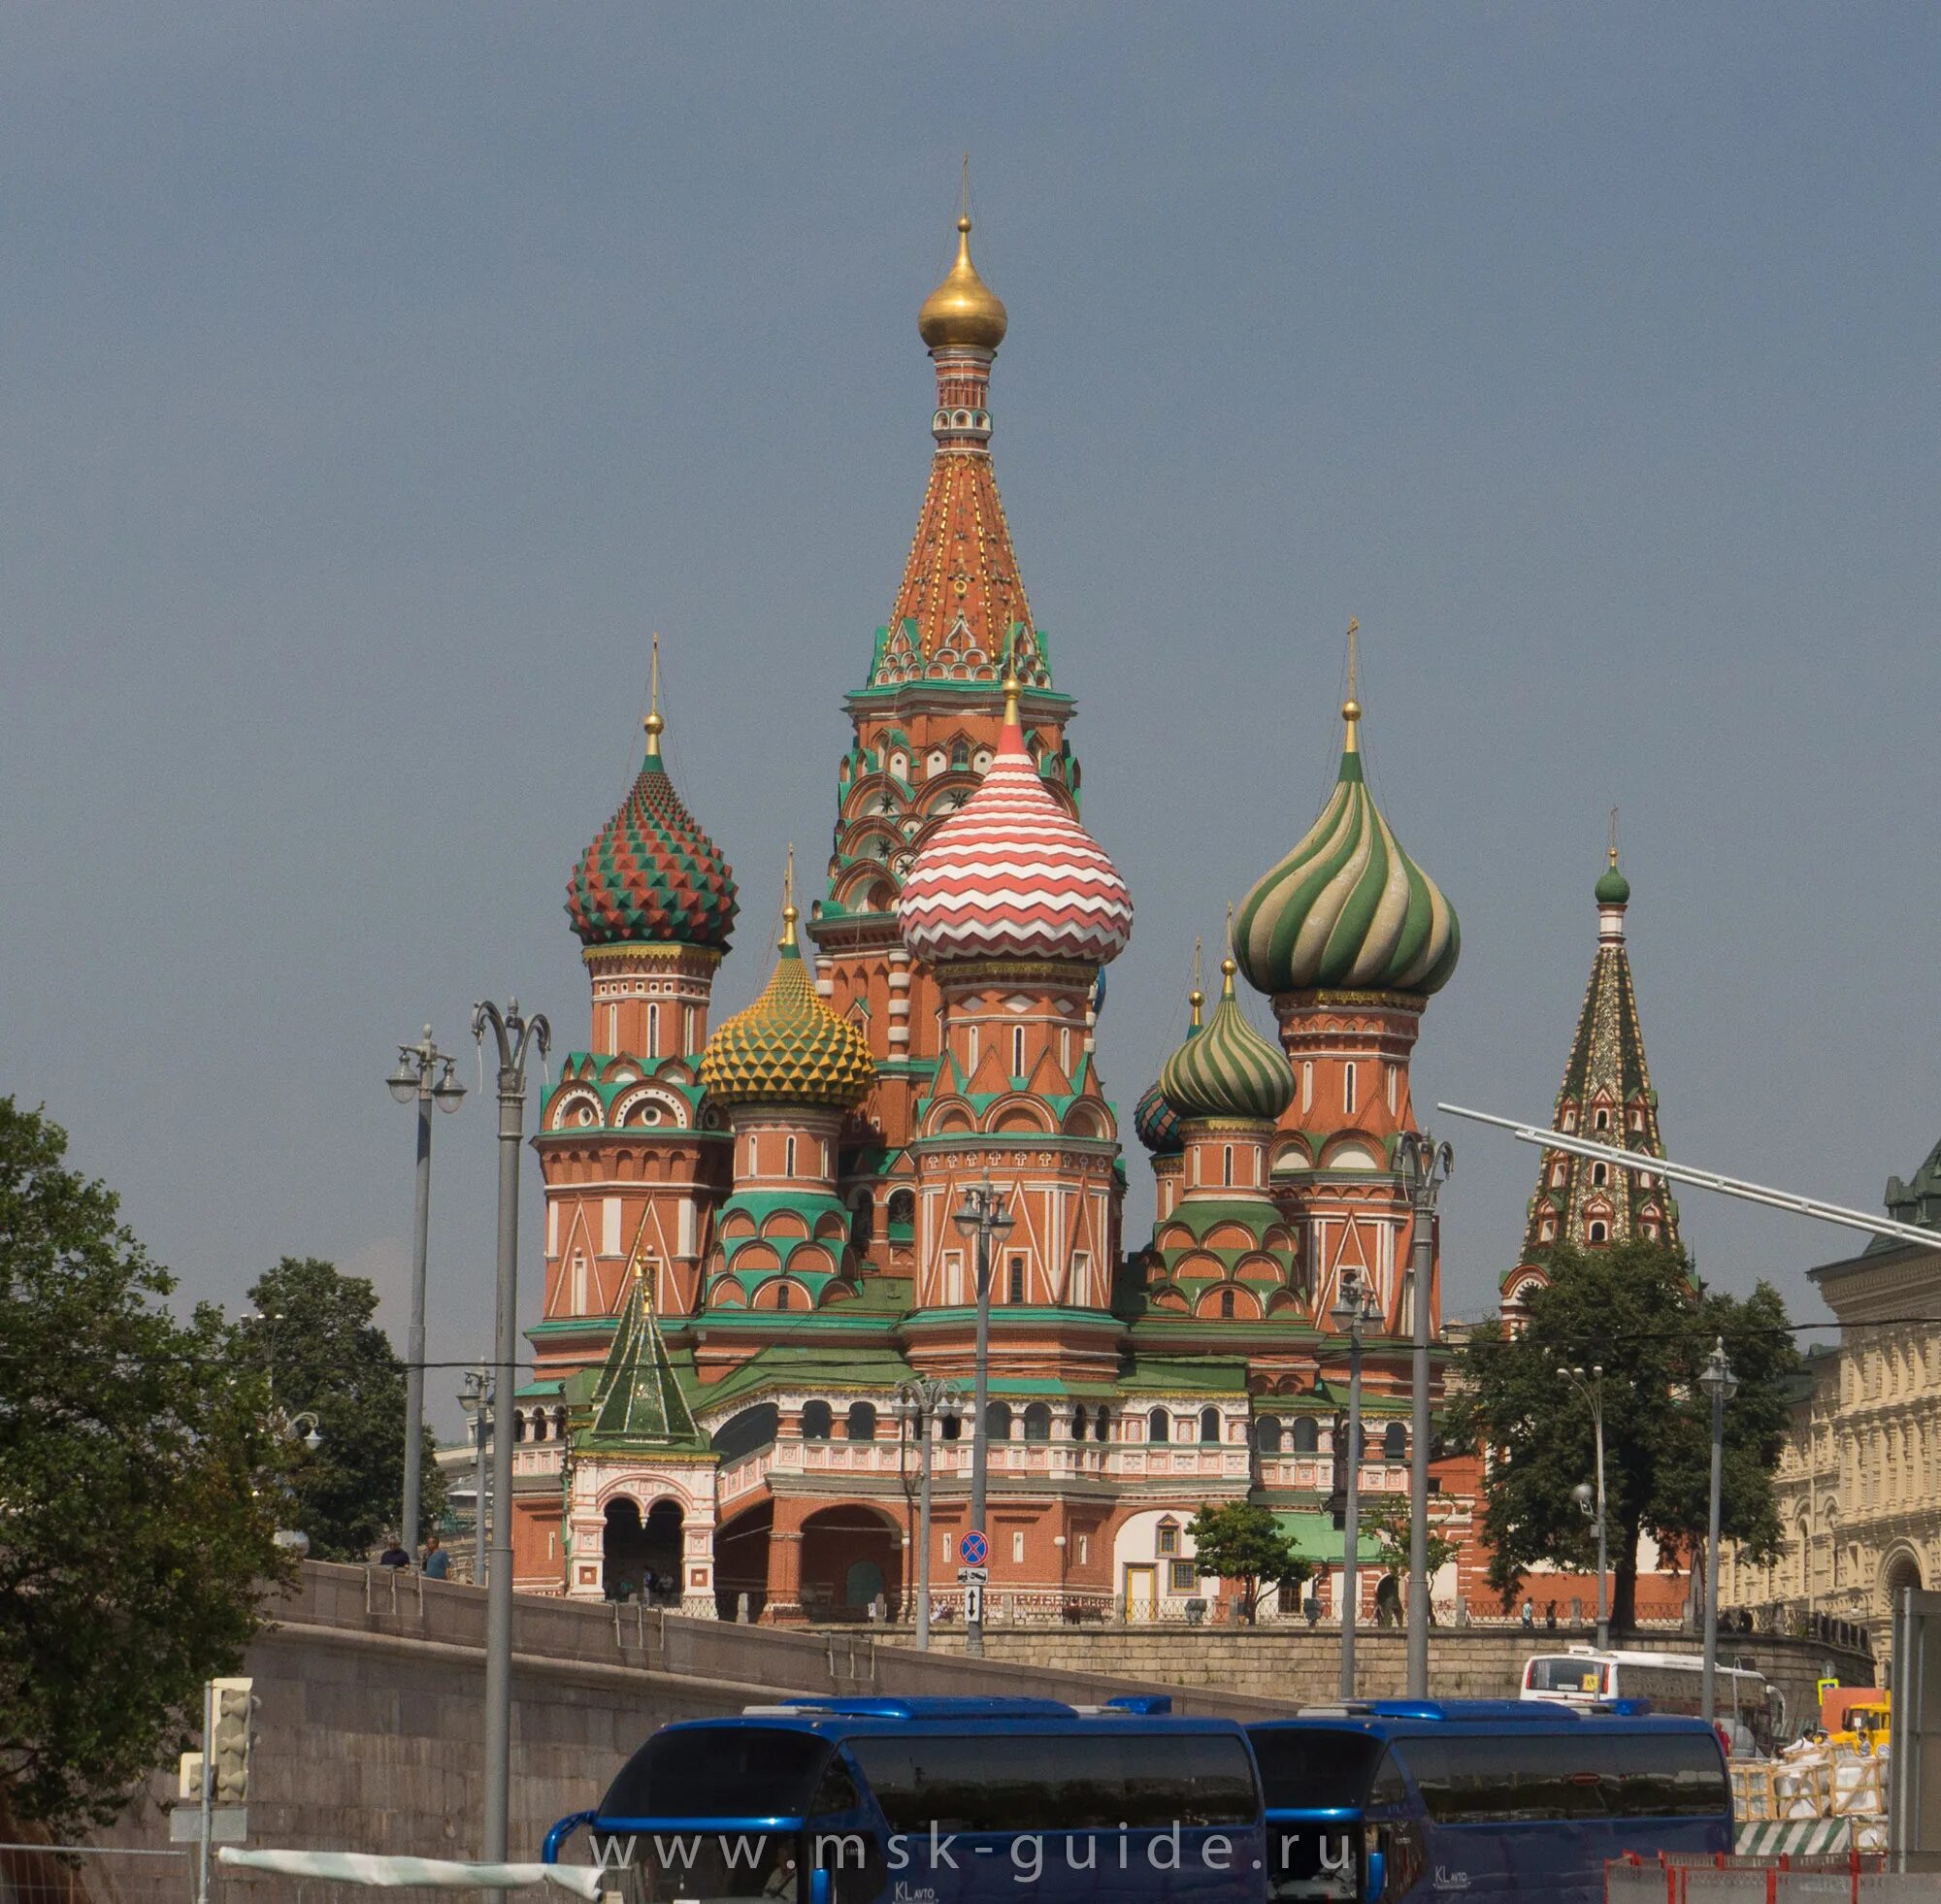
[808,216,1084,1272]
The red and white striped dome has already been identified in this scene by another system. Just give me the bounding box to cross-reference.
[896,707,1133,966]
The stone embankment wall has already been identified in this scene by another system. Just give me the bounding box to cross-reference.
[888,1624,1873,1732]
[92,1564,1293,1903]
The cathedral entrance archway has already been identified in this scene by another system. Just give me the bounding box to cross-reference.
[1883,1546,1924,1612]
[714,1500,773,1621]
[602,1497,651,1600]
[642,1498,684,1604]
[800,1504,902,1621]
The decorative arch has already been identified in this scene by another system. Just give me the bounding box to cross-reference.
[612,1084,688,1130]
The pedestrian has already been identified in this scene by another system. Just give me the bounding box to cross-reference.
[1545,1599,1559,1629]
[422,1532,449,1580]
[378,1535,410,1569]
[1520,1597,1535,1629]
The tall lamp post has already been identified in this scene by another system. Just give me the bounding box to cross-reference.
[385,1027,466,1564]
[1559,1363,1610,1649]
[471,997,548,1864]
[895,1376,963,1650]
[952,1177,1014,1658]
[1698,1336,1739,1724]
[461,1366,492,1582]
[1332,1269,1377,1698]
[1397,1131,1453,1697]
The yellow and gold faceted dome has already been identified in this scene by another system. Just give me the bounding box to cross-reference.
[918,216,1008,351]
[699,900,875,1111]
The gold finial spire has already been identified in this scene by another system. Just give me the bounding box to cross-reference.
[780,845,799,949]
[1002,670,1022,728]
[1609,804,1620,870]
[624,1208,654,1314]
[643,633,664,757]
[1189,936,1204,1026]
[918,175,1008,352]
[1342,617,1363,752]
[1222,903,1237,997]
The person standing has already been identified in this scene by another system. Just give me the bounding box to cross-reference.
[422,1532,450,1580]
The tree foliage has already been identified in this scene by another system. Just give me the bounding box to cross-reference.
[1362,1495,1460,1581]
[1185,1501,1310,1625]
[0,1099,290,1833]
[1451,1238,1799,1629]
[234,1257,443,1562]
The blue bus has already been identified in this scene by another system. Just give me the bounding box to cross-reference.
[1247,1700,1731,1904]
[546,1695,1266,1904]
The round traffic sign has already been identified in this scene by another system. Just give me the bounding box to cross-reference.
[959,1529,988,1566]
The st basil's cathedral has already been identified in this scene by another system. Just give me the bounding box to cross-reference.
[507,214,1574,1626]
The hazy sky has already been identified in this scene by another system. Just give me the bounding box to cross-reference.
[5,7,1936,1439]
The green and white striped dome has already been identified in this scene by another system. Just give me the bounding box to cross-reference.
[1158,961,1296,1124]
[1234,701,1460,1000]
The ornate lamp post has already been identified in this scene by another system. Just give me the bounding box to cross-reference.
[471,997,548,1865]
[952,1177,1014,1658]
[895,1376,963,1650]
[385,1027,466,1565]
[1698,1336,1739,1723]
[1559,1363,1610,1649]
[1397,1130,1453,1696]
[460,1366,492,1582]
[1332,1268,1378,1697]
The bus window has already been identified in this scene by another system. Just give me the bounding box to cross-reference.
[845,1730,1259,1833]
[1523,1656,1605,1696]
[1252,1728,1386,1811]
[1396,1733,1728,1822]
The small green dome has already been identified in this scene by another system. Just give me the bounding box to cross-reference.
[1596,858,1631,905]
[1158,962,1296,1124]
[1134,1072,1187,1156]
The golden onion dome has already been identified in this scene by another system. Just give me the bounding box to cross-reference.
[918,216,1008,351]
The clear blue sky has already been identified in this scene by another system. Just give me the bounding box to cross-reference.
[5,6,1936,1437]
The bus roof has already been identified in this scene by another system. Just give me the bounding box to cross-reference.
[1252,1698,1720,1739]
[647,1695,1249,1737]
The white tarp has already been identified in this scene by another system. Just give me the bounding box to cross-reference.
[215,1848,603,1898]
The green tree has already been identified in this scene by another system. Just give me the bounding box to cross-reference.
[1362,1495,1460,1581]
[0,1098,290,1835]
[1185,1501,1310,1625]
[1452,1239,1798,1631]
[235,1257,443,1561]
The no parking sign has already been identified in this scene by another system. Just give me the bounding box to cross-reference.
[959,1529,988,1566]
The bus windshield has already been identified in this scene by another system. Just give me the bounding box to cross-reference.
[598,1729,837,1904]
[1524,1656,1607,1696]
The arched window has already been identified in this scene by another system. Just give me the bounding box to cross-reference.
[887,1189,915,1235]
[784,1136,797,1178]
[1219,1288,1235,1318]
[1023,1402,1052,1442]
[553,1406,568,1440]
[1383,1422,1406,1461]
[1343,1064,1357,1115]
[1088,1406,1109,1442]
[985,1401,1013,1442]
[1257,1416,1283,1455]
[1200,1407,1221,1445]
[1592,1162,1608,1186]
[1292,1417,1319,1455]
[845,1400,876,1442]
[531,1411,547,1443]
[1156,1518,1181,1557]
[512,1412,527,1444]
[1012,1026,1026,1076]
[1589,1221,1608,1243]
[1148,1408,1171,1444]
[1594,1107,1609,1130]
[800,1399,833,1440]
[850,1195,874,1248]
[939,1410,962,1442]
[647,1001,660,1053]
[1007,1256,1026,1304]
[773,1281,792,1310]
[1223,1145,1234,1187]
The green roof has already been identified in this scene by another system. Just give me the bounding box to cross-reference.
[1274,1509,1385,1565]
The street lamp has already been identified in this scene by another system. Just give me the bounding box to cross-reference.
[1558,1363,1609,1649]
[1397,1130,1453,1697]
[460,1366,493,1583]
[1697,1336,1739,1724]
[952,1177,1014,1658]
[386,1026,465,1568]
[472,996,549,1865]
[1332,1268,1378,1698]
[895,1376,964,1650]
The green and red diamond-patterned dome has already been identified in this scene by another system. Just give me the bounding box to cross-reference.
[567,709,738,952]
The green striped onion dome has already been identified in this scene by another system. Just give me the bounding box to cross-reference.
[699,907,874,1110]
[567,722,738,952]
[1158,963,1296,1123]
[1234,706,1460,999]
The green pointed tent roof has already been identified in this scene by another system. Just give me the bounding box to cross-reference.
[579,1261,705,1452]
